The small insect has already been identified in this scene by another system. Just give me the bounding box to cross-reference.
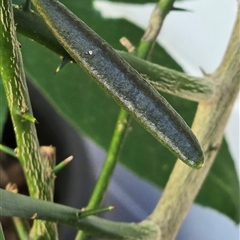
[32,0,204,168]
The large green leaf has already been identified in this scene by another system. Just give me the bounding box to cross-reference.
[17,0,239,222]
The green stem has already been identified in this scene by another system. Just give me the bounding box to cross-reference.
[12,6,214,102]
[12,217,30,240]
[120,52,214,102]
[13,5,70,58]
[0,189,159,240]
[0,0,57,239]
[87,110,130,209]
[75,109,130,239]
[0,144,16,158]
[0,223,5,240]
[137,0,176,59]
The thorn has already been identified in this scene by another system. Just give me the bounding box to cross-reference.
[21,112,39,123]
[55,57,70,73]
[108,206,115,211]
[172,7,192,12]
[52,155,73,174]
[199,67,211,77]
[78,205,115,218]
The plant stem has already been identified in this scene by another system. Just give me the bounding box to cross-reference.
[148,9,240,239]
[0,0,57,238]
[86,109,130,209]
[12,217,29,240]
[11,6,214,102]
[0,144,16,158]
[0,189,159,240]
[120,52,214,102]
[75,109,131,239]
[0,223,5,240]
[137,0,176,59]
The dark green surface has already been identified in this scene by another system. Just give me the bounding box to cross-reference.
[6,0,239,222]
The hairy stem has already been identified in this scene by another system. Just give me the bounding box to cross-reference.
[148,9,240,240]
[0,0,57,238]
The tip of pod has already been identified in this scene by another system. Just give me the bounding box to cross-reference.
[185,156,204,169]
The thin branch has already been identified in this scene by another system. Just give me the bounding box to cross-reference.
[119,52,214,102]
[137,0,176,59]
[75,109,131,240]
[0,144,16,158]
[147,10,240,239]
[0,189,159,240]
[13,5,70,58]
[12,217,30,240]
[0,0,57,238]
[0,223,5,240]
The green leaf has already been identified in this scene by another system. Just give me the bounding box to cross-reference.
[0,80,8,141]
[18,0,239,222]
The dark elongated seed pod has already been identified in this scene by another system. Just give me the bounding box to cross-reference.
[31,0,204,168]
